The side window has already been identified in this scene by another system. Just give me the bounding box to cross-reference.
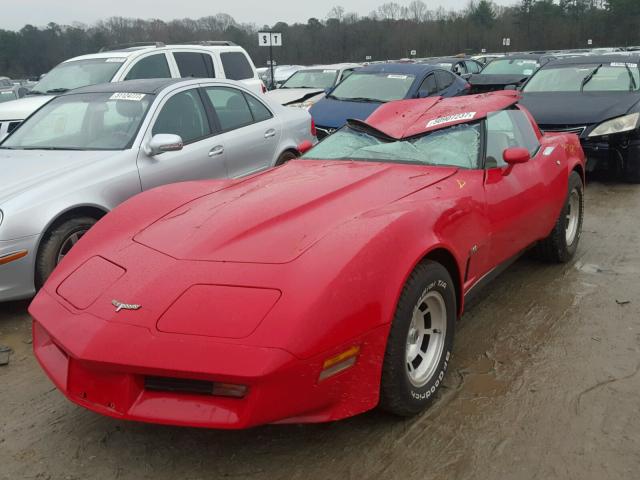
[418,74,438,97]
[465,61,482,74]
[244,93,273,123]
[220,52,254,80]
[204,86,254,131]
[485,109,540,168]
[174,52,215,78]
[340,69,355,82]
[124,54,171,80]
[152,89,210,143]
[452,62,466,76]
[435,70,455,91]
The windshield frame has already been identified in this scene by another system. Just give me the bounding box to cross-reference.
[301,120,483,169]
[523,62,640,93]
[0,91,155,151]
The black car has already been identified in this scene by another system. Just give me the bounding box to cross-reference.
[519,55,640,182]
[468,54,555,93]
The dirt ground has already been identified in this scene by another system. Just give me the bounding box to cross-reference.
[1,180,639,480]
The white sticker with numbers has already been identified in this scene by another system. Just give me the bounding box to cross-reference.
[110,93,146,101]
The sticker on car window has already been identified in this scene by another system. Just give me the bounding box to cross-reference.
[611,62,638,68]
[523,69,534,75]
[426,112,477,128]
[106,58,126,63]
[323,70,337,73]
[518,60,539,65]
[109,92,146,101]
[387,75,408,79]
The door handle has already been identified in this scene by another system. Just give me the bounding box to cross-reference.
[209,145,224,157]
[264,129,276,139]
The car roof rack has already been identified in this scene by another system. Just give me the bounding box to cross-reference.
[176,41,237,47]
[99,42,165,53]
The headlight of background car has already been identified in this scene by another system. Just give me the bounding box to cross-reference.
[588,113,640,137]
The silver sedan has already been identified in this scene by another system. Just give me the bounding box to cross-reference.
[0,78,316,302]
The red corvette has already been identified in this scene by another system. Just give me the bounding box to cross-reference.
[30,91,585,429]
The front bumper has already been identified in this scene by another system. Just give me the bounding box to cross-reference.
[30,289,384,429]
[0,235,39,302]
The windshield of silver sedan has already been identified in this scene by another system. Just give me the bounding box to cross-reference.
[302,122,481,168]
[0,92,153,151]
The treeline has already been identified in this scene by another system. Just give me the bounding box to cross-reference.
[0,0,639,77]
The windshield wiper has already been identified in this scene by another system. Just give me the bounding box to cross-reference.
[345,97,386,103]
[45,88,69,94]
[623,63,638,91]
[580,64,603,92]
[27,90,46,95]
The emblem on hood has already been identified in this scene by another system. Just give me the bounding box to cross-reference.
[112,300,142,313]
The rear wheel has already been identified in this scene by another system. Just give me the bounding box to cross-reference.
[534,171,584,263]
[380,261,456,416]
[35,216,97,289]
[275,150,298,166]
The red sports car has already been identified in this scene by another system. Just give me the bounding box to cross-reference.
[30,91,585,429]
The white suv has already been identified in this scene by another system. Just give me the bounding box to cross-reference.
[0,41,264,139]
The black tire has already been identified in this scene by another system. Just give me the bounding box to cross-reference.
[534,171,584,263]
[380,260,456,417]
[35,216,97,289]
[275,150,298,166]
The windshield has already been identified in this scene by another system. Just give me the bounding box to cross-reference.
[524,63,640,92]
[329,72,416,102]
[302,123,481,168]
[1,92,153,151]
[31,58,124,94]
[0,90,17,103]
[281,69,338,89]
[482,58,540,76]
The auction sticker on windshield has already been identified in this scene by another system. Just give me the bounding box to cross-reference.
[106,58,126,63]
[611,62,638,68]
[426,112,476,128]
[110,93,146,101]
[388,75,408,79]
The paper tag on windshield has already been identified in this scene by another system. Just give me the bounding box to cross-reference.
[323,69,337,73]
[388,74,408,79]
[105,58,126,63]
[611,62,638,68]
[523,69,534,75]
[519,60,539,65]
[110,92,145,101]
[426,112,476,128]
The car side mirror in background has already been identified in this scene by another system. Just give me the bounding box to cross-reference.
[145,134,184,156]
[503,147,530,165]
[504,84,518,91]
[297,140,313,155]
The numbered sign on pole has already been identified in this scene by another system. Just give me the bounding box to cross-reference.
[258,32,283,47]
[271,33,282,47]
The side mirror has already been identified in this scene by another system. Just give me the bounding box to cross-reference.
[503,147,530,165]
[504,84,518,91]
[297,140,313,155]
[144,134,183,156]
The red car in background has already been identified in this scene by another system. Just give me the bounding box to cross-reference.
[30,91,585,429]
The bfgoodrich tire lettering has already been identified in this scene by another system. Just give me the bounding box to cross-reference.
[380,260,456,416]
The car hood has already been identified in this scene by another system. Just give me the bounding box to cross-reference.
[519,92,640,126]
[134,160,457,264]
[0,149,119,204]
[469,74,529,86]
[267,88,325,106]
[0,95,53,120]
[309,97,383,129]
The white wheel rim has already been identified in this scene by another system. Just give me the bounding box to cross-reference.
[565,188,580,246]
[405,290,447,387]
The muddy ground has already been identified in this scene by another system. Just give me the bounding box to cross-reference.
[1,180,639,480]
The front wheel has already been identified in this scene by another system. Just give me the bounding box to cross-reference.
[35,216,97,289]
[534,171,584,263]
[380,260,456,417]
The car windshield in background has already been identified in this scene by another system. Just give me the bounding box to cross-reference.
[30,58,124,94]
[482,59,540,76]
[281,69,338,89]
[329,72,415,103]
[524,63,640,92]
[0,92,153,151]
[302,123,481,168]
[0,90,17,103]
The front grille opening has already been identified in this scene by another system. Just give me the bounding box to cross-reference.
[145,376,214,396]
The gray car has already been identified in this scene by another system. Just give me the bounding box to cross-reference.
[0,78,316,302]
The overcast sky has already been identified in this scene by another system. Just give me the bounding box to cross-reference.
[1,0,514,31]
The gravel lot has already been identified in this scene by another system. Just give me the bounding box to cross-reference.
[1,179,639,480]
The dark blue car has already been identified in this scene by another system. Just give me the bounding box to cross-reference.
[310,63,470,139]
